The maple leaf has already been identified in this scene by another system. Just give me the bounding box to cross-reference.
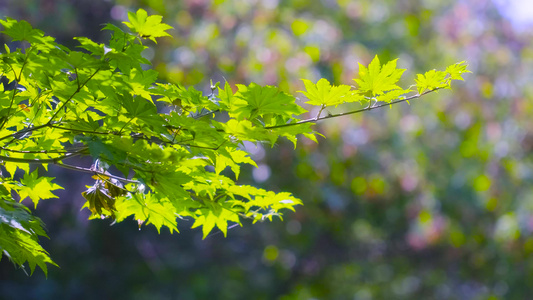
[191,207,240,239]
[232,83,307,120]
[0,18,56,51]
[18,170,63,208]
[0,195,57,276]
[123,9,173,43]
[0,225,57,276]
[81,184,117,217]
[299,78,360,107]
[415,69,449,94]
[217,81,236,111]
[271,122,320,148]
[374,88,412,103]
[222,119,272,143]
[446,61,471,81]
[120,93,165,128]
[354,55,406,96]
[74,37,105,56]
[115,193,179,234]
[215,147,257,179]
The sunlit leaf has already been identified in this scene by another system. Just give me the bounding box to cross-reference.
[123,8,173,43]
[18,170,63,209]
[354,55,406,96]
[299,78,358,107]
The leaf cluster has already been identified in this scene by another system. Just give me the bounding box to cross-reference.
[0,10,469,274]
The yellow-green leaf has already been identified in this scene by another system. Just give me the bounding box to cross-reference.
[354,55,406,96]
[18,170,63,208]
[123,9,173,43]
[299,78,358,107]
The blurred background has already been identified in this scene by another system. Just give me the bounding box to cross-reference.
[1,0,533,299]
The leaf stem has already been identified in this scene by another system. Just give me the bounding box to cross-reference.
[315,104,326,120]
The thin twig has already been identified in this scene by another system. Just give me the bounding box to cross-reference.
[47,68,101,123]
[0,146,87,154]
[50,125,113,135]
[193,109,220,119]
[265,89,440,130]
[0,122,54,142]
[0,152,81,164]
[94,173,138,194]
[315,104,326,120]
[54,162,140,184]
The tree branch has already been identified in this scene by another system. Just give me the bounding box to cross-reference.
[265,88,440,130]
[49,125,114,135]
[53,162,140,184]
[0,146,87,154]
[47,68,101,124]
[0,122,54,142]
[0,152,81,164]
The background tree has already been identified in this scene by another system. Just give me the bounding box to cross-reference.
[1,0,532,299]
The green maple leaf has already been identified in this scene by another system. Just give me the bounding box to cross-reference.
[415,62,470,94]
[123,9,173,43]
[0,18,36,40]
[232,83,307,120]
[129,69,159,97]
[50,50,107,70]
[120,93,165,128]
[215,147,257,179]
[271,122,321,148]
[222,119,272,143]
[415,69,449,94]
[354,55,406,96]
[0,225,56,276]
[0,18,56,50]
[299,78,359,107]
[245,191,302,212]
[150,171,192,200]
[0,197,57,276]
[446,61,471,81]
[374,88,412,103]
[191,207,240,239]
[135,194,178,234]
[74,37,105,56]
[115,193,178,234]
[217,81,236,111]
[19,170,63,208]
[102,23,137,54]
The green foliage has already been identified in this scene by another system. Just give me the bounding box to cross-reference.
[123,8,173,43]
[0,186,57,276]
[415,61,470,94]
[354,55,406,97]
[0,10,467,275]
[299,78,356,107]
